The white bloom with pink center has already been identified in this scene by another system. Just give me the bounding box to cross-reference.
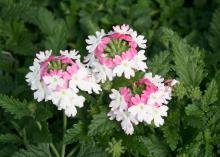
[86,29,106,53]
[144,72,164,88]
[25,61,41,90]
[107,74,178,134]
[113,60,135,79]
[145,105,169,127]
[60,50,80,60]
[26,49,101,117]
[113,24,134,35]
[47,88,85,117]
[109,89,127,111]
[131,31,147,49]
[85,24,148,82]
[92,62,113,83]
[108,88,139,135]
[33,82,50,102]
[147,91,165,106]
[84,53,96,66]
[43,75,65,90]
[130,50,147,71]
[128,103,151,123]
[69,65,101,94]
[110,110,138,135]
[82,74,102,94]
[34,50,52,63]
[120,111,137,135]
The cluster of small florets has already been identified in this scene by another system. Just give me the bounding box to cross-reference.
[26,24,178,135]
[108,73,178,135]
[85,24,147,83]
[26,50,101,117]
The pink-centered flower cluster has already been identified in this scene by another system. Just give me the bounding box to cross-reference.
[108,73,178,135]
[26,24,178,135]
[85,24,147,83]
[26,50,101,117]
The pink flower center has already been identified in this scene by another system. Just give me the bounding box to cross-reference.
[119,78,159,108]
[40,55,79,83]
[95,33,138,68]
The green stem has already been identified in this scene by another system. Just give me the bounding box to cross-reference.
[66,145,79,157]
[23,128,28,148]
[61,111,67,157]
[50,143,60,157]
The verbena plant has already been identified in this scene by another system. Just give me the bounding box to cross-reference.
[0,0,219,157]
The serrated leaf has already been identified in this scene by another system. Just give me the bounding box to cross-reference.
[36,8,68,51]
[138,135,170,157]
[148,50,172,76]
[162,126,180,151]
[202,80,218,106]
[185,103,203,117]
[0,94,35,119]
[158,27,205,86]
[0,0,32,21]
[77,142,108,157]
[12,143,51,157]
[123,135,149,156]
[88,111,117,136]
[64,122,86,145]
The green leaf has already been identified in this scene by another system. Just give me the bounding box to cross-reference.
[173,43,205,87]
[138,135,170,157]
[158,27,205,86]
[106,138,125,157]
[64,121,86,145]
[202,80,218,106]
[12,143,51,157]
[0,94,36,119]
[0,21,36,56]
[36,8,68,51]
[185,103,203,117]
[206,8,220,69]
[162,125,181,151]
[77,142,108,157]
[88,111,117,136]
[0,0,32,21]
[25,120,52,143]
[148,50,172,76]
[123,135,149,156]
[0,134,22,144]
[208,8,220,53]
[35,103,53,121]
[0,51,16,72]
[0,145,19,157]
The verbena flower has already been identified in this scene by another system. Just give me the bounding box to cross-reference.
[85,24,147,83]
[108,72,178,135]
[26,50,101,117]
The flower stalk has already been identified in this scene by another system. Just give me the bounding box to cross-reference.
[61,111,67,157]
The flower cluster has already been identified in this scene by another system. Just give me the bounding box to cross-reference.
[108,73,178,135]
[26,24,178,135]
[26,50,101,117]
[85,24,147,83]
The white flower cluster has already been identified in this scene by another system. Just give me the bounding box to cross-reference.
[85,24,148,83]
[26,50,101,117]
[108,73,178,135]
[26,24,178,135]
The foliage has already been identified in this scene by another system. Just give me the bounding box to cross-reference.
[0,0,219,157]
